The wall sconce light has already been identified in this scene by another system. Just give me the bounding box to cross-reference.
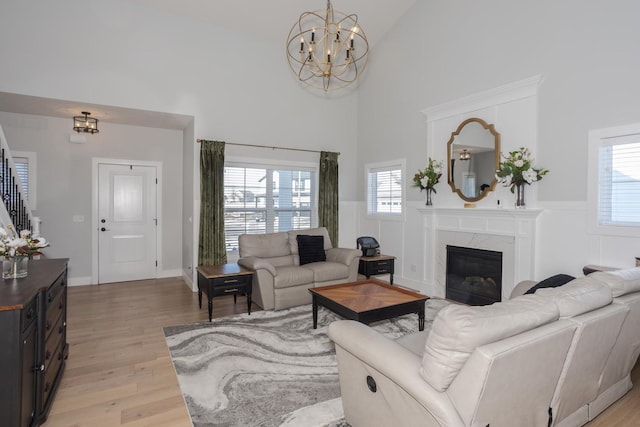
[73,111,99,134]
[460,149,471,161]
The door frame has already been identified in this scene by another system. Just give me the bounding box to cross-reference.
[91,158,163,284]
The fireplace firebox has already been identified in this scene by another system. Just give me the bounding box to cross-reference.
[446,245,502,305]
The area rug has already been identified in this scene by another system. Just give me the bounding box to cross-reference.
[163,299,449,427]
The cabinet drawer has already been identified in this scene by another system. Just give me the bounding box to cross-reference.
[21,297,38,331]
[44,313,64,369]
[42,340,64,407]
[212,280,251,297]
[45,273,66,309]
[45,289,65,340]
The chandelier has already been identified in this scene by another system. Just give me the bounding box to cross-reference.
[72,111,99,134]
[286,0,369,92]
[460,149,471,161]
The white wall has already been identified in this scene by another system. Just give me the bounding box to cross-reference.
[0,0,359,282]
[0,112,183,283]
[356,0,640,285]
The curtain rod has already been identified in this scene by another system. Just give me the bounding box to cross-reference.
[196,139,340,156]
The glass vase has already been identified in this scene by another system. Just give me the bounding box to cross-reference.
[3,256,28,279]
[425,188,433,206]
[515,184,526,209]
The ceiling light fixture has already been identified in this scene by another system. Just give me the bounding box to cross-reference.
[286,0,369,91]
[460,149,471,161]
[73,111,99,134]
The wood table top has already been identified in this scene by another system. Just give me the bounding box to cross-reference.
[197,263,253,279]
[309,279,428,313]
[0,258,69,311]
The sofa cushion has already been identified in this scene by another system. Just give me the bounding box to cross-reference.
[273,265,314,289]
[536,277,612,318]
[420,294,558,392]
[296,235,327,265]
[288,228,333,257]
[589,268,640,297]
[239,232,290,258]
[303,261,349,282]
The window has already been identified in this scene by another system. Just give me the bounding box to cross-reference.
[223,162,317,253]
[11,151,36,210]
[366,160,404,216]
[588,124,640,236]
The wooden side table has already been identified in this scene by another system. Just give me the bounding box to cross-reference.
[197,263,253,322]
[358,255,396,284]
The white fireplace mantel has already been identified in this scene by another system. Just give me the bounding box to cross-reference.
[419,207,543,301]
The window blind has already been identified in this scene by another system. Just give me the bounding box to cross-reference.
[13,157,29,201]
[598,137,640,225]
[367,165,402,215]
[223,164,316,252]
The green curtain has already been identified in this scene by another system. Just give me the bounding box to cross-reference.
[198,140,227,266]
[318,151,339,247]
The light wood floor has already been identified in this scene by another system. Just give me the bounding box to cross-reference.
[44,277,640,426]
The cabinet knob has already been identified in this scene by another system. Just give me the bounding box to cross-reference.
[45,350,52,360]
[26,308,35,319]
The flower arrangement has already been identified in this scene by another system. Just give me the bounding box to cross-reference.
[0,225,49,258]
[413,158,444,192]
[495,147,549,193]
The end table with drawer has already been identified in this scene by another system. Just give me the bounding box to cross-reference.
[197,263,253,322]
[358,254,396,284]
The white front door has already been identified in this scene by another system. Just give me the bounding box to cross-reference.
[98,163,157,284]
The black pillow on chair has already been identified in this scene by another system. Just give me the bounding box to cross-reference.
[524,273,576,295]
[297,235,326,265]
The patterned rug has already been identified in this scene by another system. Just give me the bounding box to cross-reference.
[163,299,449,427]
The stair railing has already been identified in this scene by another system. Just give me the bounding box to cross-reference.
[0,124,34,234]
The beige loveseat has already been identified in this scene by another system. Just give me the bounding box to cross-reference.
[238,227,360,310]
[328,267,640,427]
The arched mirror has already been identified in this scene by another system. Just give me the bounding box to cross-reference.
[447,118,501,202]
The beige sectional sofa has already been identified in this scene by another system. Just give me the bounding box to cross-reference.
[328,267,640,427]
[238,227,360,310]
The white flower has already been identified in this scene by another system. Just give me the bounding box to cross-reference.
[522,168,538,184]
[8,238,27,248]
[33,237,48,248]
[514,159,524,168]
[20,230,31,239]
[420,176,430,187]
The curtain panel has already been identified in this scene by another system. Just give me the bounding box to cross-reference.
[319,151,339,247]
[198,140,227,266]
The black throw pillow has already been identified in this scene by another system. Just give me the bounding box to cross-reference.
[297,235,326,265]
[524,273,576,295]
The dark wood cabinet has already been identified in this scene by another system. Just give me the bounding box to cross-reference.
[0,259,68,427]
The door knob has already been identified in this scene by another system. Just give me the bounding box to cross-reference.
[101,227,110,232]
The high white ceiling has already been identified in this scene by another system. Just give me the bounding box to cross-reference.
[127,0,417,46]
[0,0,416,130]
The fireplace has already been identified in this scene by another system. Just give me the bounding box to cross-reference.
[446,245,502,305]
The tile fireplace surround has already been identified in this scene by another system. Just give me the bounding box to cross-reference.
[419,207,543,301]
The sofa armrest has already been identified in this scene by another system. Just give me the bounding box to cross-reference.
[510,280,537,299]
[326,247,360,266]
[328,320,463,425]
[238,256,276,276]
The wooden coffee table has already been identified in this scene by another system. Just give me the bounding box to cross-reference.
[309,279,429,330]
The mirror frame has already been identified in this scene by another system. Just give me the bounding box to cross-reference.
[446,117,501,203]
